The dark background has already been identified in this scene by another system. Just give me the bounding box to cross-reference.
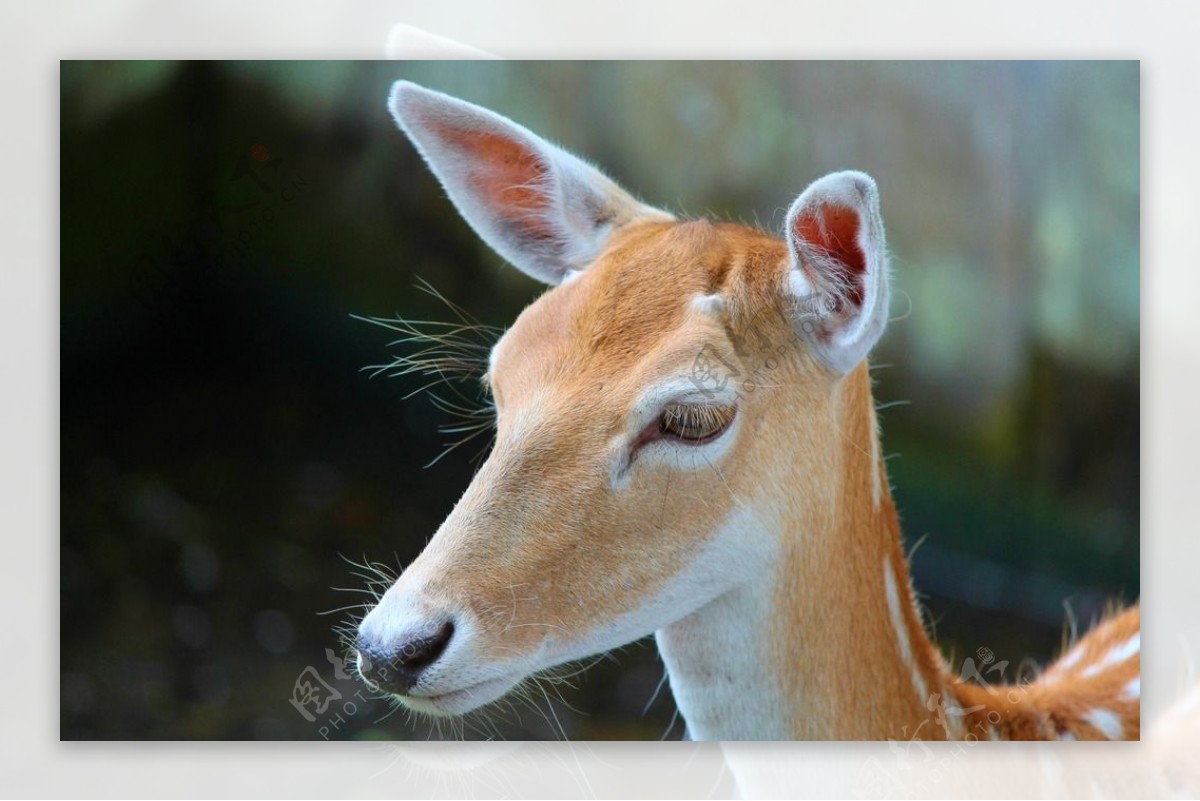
[60,61,1139,740]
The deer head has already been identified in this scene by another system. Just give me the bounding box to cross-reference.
[355,82,891,723]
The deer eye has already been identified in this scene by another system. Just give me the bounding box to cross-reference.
[657,403,736,444]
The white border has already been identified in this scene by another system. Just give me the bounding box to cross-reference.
[6,1,1197,797]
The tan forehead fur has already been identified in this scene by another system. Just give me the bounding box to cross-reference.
[492,219,790,406]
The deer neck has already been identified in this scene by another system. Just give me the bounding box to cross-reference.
[656,363,951,741]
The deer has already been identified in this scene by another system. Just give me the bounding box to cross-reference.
[352,80,1141,742]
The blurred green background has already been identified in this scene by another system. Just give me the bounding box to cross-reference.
[60,60,1139,740]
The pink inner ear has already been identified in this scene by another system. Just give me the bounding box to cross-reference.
[796,203,866,308]
[436,124,558,244]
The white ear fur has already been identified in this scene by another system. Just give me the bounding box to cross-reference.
[388,81,672,285]
[783,170,890,375]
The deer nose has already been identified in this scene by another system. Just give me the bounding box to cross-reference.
[356,620,455,694]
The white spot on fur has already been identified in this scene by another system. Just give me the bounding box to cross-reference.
[784,267,812,300]
[1123,677,1140,700]
[487,341,501,382]
[690,293,725,317]
[1051,645,1083,675]
[1084,708,1123,740]
[1082,633,1140,678]
[941,689,965,739]
[1109,633,1140,664]
[1059,731,1077,741]
[883,557,928,706]
[561,268,584,285]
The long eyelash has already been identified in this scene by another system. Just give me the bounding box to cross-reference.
[661,403,736,439]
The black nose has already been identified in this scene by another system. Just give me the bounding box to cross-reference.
[357,621,455,694]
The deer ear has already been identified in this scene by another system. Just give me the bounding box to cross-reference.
[783,171,890,375]
[388,81,671,285]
